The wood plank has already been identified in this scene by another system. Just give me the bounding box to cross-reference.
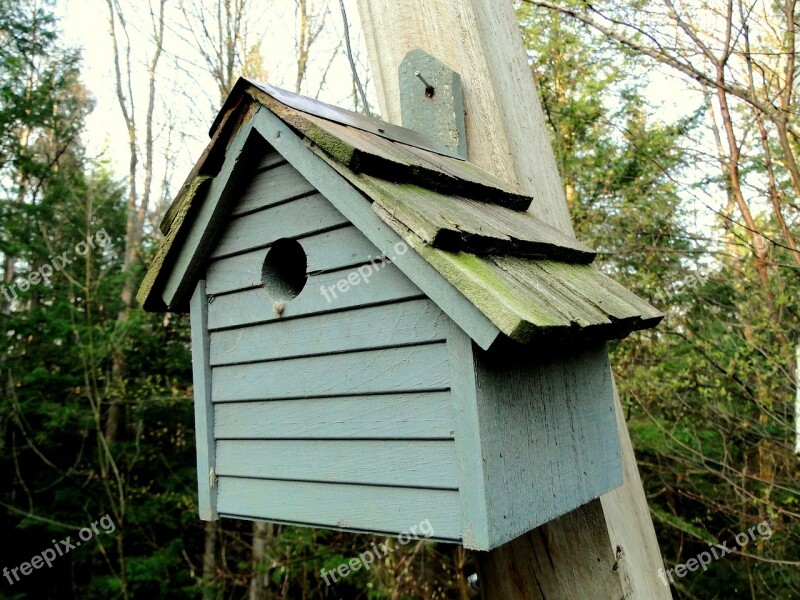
[190,281,217,521]
[414,245,572,341]
[446,321,491,550]
[209,298,447,365]
[274,102,531,211]
[232,162,316,215]
[254,149,285,171]
[496,257,662,333]
[215,440,458,489]
[533,261,644,321]
[211,343,449,401]
[492,257,613,328]
[161,114,259,307]
[207,263,423,330]
[205,225,380,295]
[414,245,660,343]
[357,1,666,595]
[214,391,455,440]
[474,343,622,549]
[250,108,501,350]
[216,477,462,538]
[334,167,593,261]
[355,0,575,235]
[211,193,348,258]
[543,261,663,326]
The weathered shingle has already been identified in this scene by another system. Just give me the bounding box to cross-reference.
[138,78,663,344]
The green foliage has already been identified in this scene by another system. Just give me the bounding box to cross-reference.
[519,3,800,598]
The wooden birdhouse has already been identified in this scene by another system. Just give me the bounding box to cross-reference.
[138,78,662,551]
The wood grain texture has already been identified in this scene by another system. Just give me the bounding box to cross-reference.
[470,342,622,549]
[475,499,626,599]
[190,281,217,520]
[211,343,449,401]
[601,379,674,599]
[412,243,662,343]
[216,477,462,539]
[250,108,501,349]
[231,161,315,216]
[161,112,260,307]
[214,391,455,440]
[326,164,593,261]
[209,299,447,365]
[400,49,467,158]
[206,263,423,330]
[210,192,348,258]
[355,0,574,234]
[247,87,531,211]
[446,321,491,550]
[205,225,381,295]
[215,439,458,489]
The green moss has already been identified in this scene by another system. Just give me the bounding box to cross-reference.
[136,175,213,311]
[302,122,357,167]
[415,244,569,341]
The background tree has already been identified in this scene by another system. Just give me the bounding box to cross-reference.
[517,1,800,597]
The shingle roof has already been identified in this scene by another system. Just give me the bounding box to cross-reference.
[138,78,662,345]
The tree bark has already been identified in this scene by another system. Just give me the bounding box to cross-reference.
[249,521,271,600]
[203,521,217,600]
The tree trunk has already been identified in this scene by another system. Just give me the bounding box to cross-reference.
[203,521,217,600]
[249,521,271,600]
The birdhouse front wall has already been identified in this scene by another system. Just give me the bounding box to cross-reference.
[192,145,463,540]
[186,132,624,551]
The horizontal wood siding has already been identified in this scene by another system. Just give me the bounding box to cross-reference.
[209,299,447,365]
[212,343,449,401]
[216,477,462,540]
[211,193,348,258]
[232,161,315,216]
[254,149,285,171]
[207,264,422,330]
[206,225,380,295]
[214,391,455,439]
[203,160,459,536]
[216,440,458,489]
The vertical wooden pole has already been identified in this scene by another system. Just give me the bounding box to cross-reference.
[355,1,670,598]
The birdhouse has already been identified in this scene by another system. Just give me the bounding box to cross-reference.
[138,78,662,551]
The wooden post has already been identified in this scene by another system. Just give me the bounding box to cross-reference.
[355,1,670,598]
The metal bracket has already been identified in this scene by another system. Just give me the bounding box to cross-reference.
[399,49,467,159]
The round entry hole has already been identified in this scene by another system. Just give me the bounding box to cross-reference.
[261,238,307,301]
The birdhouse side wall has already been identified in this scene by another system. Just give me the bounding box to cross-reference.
[195,148,462,540]
[450,336,623,550]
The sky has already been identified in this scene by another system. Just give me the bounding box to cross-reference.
[56,0,373,206]
[53,0,716,243]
